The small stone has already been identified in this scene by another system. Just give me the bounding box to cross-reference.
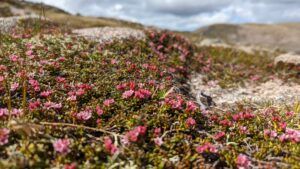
[274,53,300,66]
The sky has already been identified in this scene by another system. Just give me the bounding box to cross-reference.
[26,0,300,31]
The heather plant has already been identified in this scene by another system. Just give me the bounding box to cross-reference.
[0,22,299,169]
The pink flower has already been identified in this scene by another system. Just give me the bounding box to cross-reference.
[250,75,260,81]
[9,54,19,62]
[76,109,92,121]
[26,50,33,56]
[0,76,4,83]
[236,154,251,169]
[124,126,147,143]
[214,131,225,140]
[165,95,184,110]
[280,122,287,130]
[286,111,294,116]
[116,83,126,90]
[53,138,71,154]
[103,99,115,107]
[40,90,52,97]
[29,79,40,92]
[122,90,134,99]
[134,89,152,99]
[75,88,85,96]
[11,108,23,116]
[43,102,62,110]
[29,100,41,111]
[56,77,66,83]
[280,128,300,143]
[0,65,7,72]
[96,106,104,116]
[239,126,248,134]
[0,108,9,117]
[219,119,232,127]
[111,59,118,64]
[104,137,118,155]
[0,128,10,145]
[196,143,217,153]
[186,117,196,127]
[154,128,161,137]
[154,137,163,146]
[10,82,19,91]
[64,163,76,169]
[186,101,198,112]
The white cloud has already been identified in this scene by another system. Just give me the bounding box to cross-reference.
[26,0,300,31]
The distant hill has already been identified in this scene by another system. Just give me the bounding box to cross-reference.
[194,23,300,53]
[0,0,143,29]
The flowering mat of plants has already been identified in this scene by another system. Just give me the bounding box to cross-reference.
[0,21,299,169]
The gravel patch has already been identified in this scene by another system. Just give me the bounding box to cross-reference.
[0,15,39,33]
[72,27,146,43]
[190,73,300,106]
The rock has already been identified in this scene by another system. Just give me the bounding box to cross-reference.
[198,38,230,48]
[274,53,300,66]
[72,27,146,43]
[189,72,300,106]
[0,15,40,33]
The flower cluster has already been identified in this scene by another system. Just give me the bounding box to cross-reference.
[53,138,71,154]
[0,128,10,145]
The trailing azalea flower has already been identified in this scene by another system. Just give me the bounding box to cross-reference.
[76,109,92,121]
[154,128,161,137]
[239,126,248,134]
[116,83,126,91]
[128,81,136,90]
[28,100,41,111]
[10,82,19,92]
[214,131,225,140]
[96,106,104,116]
[9,54,19,62]
[279,128,300,143]
[186,117,196,128]
[134,89,152,99]
[0,65,7,71]
[75,88,85,96]
[0,76,4,83]
[103,99,115,107]
[232,111,255,121]
[264,129,277,138]
[104,137,118,155]
[11,108,23,116]
[0,108,9,117]
[186,101,198,112]
[43,101,62,110]
[196,142,217,153]
[56,76,66,83]
[0,128,10,145]
[122,90,134,99]
[236,154,251,169]
[285,111,294,117]
[53,138,71,155]
[219,119,232,127]
[123,126,147,143]
[29,79,40,92]
[40,90,53,97]
[64,163,76,169]
[154,137,163,146]
[164,95,184,110]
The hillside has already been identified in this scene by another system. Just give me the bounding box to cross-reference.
[0,1,299,169]
[195,23,300,53]
[0,0,143,29]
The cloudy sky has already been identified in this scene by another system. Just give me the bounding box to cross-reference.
[26,0,300,31]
